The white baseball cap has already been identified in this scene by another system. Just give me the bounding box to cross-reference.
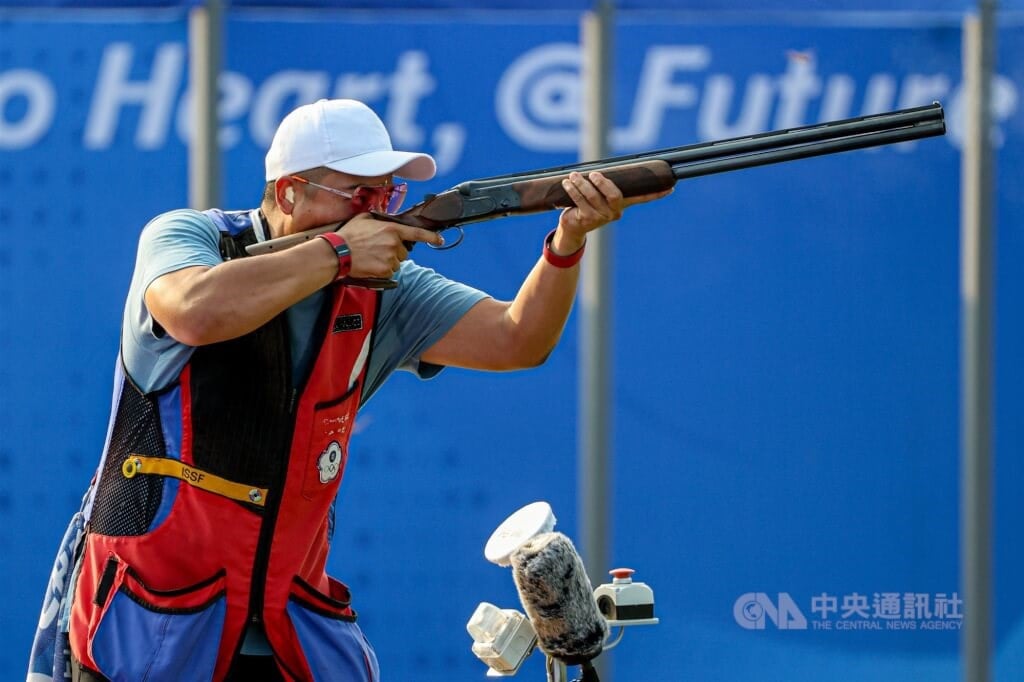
[264,99,436,182]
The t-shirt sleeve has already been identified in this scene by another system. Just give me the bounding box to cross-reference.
[361,260,489,404]
[120,209,223,393]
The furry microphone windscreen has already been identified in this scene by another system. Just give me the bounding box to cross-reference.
[510,531,609,664]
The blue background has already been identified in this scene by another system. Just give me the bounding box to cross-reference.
[0,4,1021,681]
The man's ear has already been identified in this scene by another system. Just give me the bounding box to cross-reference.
[276,178,296,213]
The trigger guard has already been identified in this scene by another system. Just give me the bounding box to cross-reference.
[428,227,464,250]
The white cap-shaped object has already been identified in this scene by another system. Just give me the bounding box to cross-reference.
[484,501,557,566]
[265,99,436,181]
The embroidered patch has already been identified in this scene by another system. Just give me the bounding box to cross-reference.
[317,441,343,484]
[332,314,363,333]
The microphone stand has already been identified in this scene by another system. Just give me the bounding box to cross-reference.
[545,657,568,682]
[546,657,600,682]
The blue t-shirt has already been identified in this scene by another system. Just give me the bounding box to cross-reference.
[121,208,489,403]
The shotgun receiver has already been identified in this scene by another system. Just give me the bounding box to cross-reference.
[247,102,945,266]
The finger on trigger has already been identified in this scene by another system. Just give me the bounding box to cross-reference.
[401,226,444,246]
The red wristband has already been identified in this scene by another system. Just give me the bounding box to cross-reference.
[318,232,352,282]
[542,229,586,268]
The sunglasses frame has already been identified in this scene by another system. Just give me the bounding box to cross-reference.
[288,175,408,214]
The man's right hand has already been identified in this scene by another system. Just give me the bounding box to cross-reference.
[336,213,444,280]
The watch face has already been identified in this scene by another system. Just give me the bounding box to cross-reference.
[319,233,352,280]
[334,240,351,261]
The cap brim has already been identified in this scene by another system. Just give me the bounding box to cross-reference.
[324,150,436,181]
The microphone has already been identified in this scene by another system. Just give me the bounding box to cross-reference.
[509,531,609,665]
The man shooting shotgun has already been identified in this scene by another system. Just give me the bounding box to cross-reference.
[31,96,944,681]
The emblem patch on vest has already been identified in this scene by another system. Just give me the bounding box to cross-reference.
[333,314,363,333]
[317,441,343,484]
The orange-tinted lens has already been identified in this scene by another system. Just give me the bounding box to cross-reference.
[352,184,407,214]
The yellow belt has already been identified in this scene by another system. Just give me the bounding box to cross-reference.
[121,455,267,507]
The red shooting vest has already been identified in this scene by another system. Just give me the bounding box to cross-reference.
[69,225,380,681]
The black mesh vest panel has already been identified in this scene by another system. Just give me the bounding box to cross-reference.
[188,315,294,491]
[89,377,168,536]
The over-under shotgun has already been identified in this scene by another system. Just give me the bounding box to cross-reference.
[247,102,946,287]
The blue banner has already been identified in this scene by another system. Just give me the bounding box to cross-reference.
[1,9,1021,682]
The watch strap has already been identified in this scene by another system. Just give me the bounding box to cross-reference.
[318,232,353,282]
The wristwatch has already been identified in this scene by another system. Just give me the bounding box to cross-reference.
[317,232,353,282]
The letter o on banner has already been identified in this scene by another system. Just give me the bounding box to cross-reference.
[0,70,56,149]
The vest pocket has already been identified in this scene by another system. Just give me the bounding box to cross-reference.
[90,557,227,681]
[303,382,360,498]
[287,576,379,681]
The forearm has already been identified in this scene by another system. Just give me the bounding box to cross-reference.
[501,228,585,365]
[147,237,338,346]
[498,172,608,365]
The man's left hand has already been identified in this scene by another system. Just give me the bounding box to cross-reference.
[555,171,673,253]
